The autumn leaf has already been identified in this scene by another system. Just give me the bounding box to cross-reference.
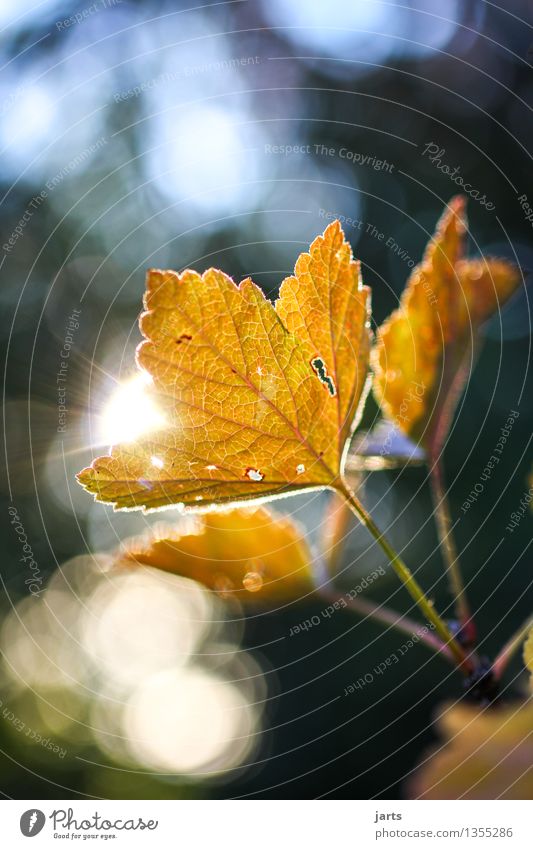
[118,506,314,605]
[372,196,520,455]
[77,222,371,511]
[409,700,533,800]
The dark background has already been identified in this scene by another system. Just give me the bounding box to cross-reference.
[1,0,532,800]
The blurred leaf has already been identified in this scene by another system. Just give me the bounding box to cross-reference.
[409,700,533,799]
[77,221,371,511]
[119,506,314,605]
[372,196,520,456]
[345,420,426,472]
[524,625,533,689]
[321,493,358,578]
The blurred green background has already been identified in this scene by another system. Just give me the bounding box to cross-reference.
[1,0,532,800]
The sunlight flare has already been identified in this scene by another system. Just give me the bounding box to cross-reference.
[98,372,166,446]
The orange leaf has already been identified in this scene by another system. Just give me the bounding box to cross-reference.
[409,700,533,800]
[372,196,520,453]
[277,222,371,455]
[119,506,314,605]
[77,222,371,511]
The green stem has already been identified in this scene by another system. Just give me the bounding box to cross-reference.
[337,478,473,675]
[428,457,475,644]
[318,586,454,664]
[492,613,533,681]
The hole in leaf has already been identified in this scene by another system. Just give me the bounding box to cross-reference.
[310,356,336,397]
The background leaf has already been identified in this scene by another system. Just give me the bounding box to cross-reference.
[524,625,533,689]
[119,506,315,605]
[372,197,520,455]
[409,700,533,800]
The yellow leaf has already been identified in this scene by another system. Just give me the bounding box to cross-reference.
[277,222,371,454]
[77,222,371,511]
[409,700,533,799]
[372,196,520,451]
[119,506,314,605]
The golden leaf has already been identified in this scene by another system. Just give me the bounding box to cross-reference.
[77,222,371,511]
[372,196,520,452]
[409,700,533,800]
[119,506,314,604]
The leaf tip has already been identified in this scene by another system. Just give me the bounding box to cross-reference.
[75,465,93,488]
[145,267,168,294]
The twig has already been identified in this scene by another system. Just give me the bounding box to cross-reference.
[428,456,476,645]
[318,586,454,664]
[492,613,533,681]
